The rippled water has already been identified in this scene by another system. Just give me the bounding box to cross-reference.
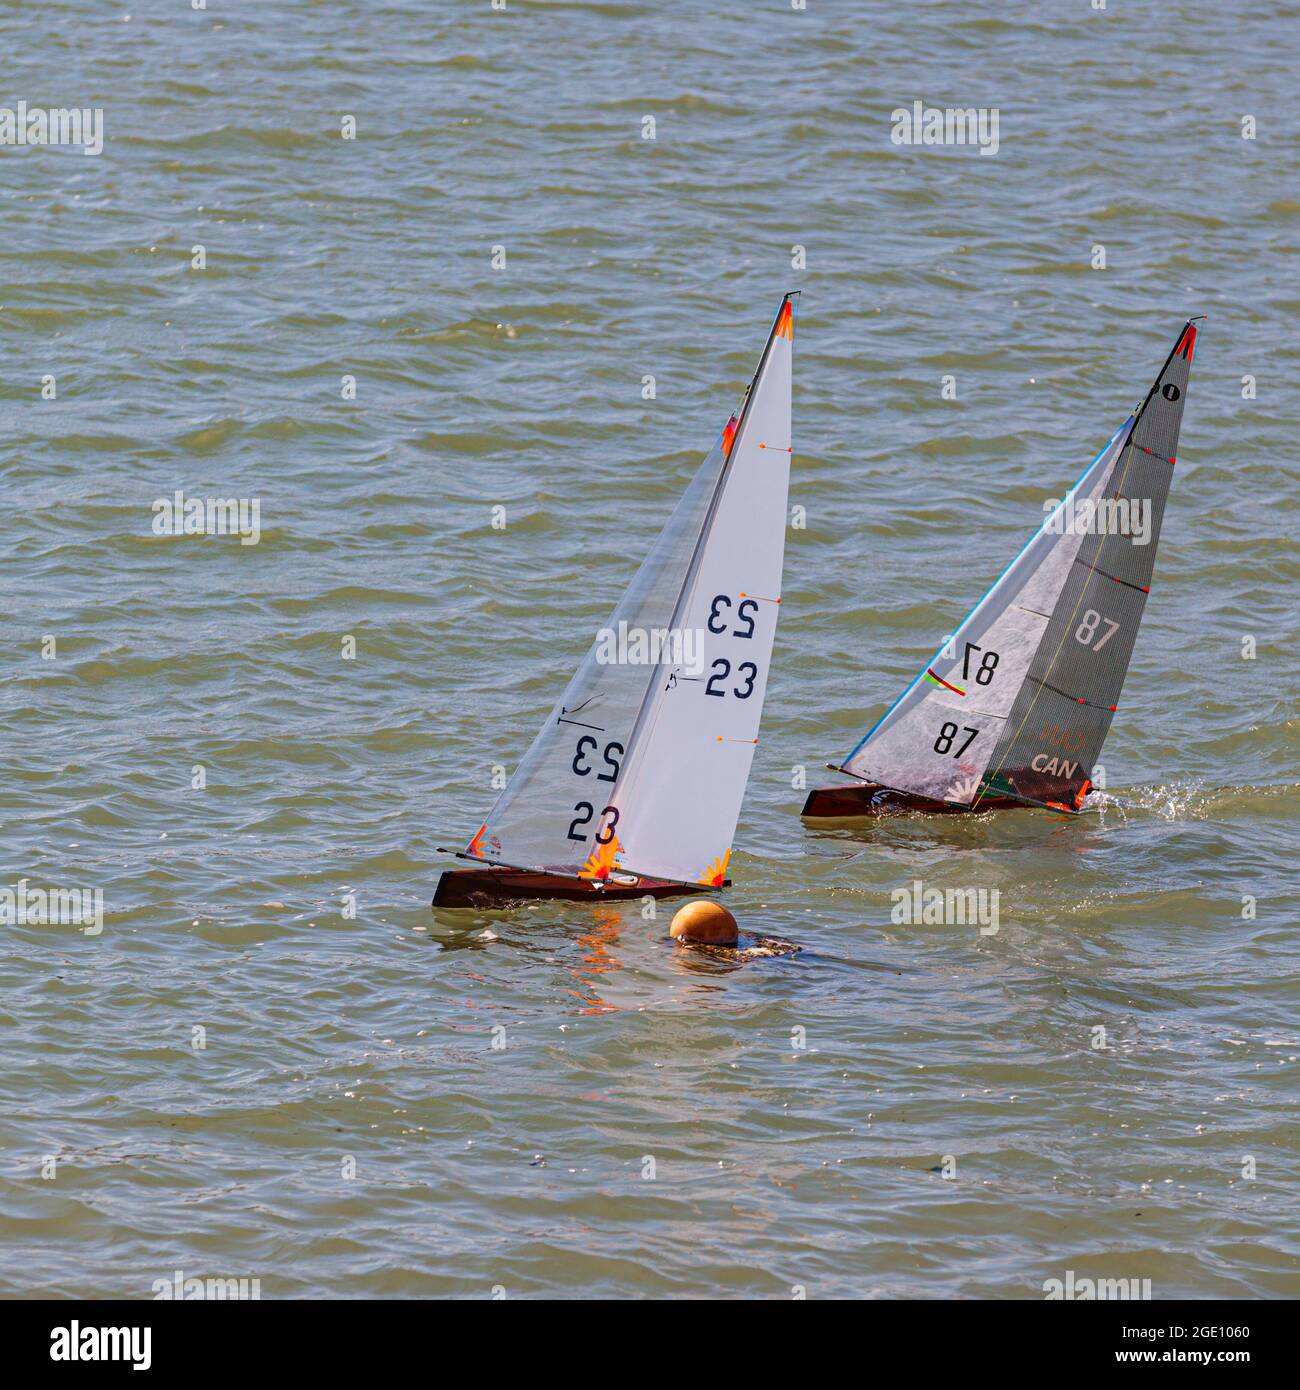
[2,2,1297,1298]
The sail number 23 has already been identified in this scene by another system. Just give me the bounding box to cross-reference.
[568,801,618,844]
[706,594,760,699]
[568,736,623,843]
[571,736,622,782]
[708,594,758,638]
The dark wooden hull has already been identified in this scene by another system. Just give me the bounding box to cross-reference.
[432,867,720,909]
[800,782,1029,817]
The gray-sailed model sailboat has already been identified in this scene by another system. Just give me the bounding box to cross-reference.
[436,294,796,907]
[803,319,1200,818]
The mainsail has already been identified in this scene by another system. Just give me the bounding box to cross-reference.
[839,320,1198,813]
[460,294,796,884]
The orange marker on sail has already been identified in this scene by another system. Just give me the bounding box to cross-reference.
[579,835,623,882]
[699,849,731,888]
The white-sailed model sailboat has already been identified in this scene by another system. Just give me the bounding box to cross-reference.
[435,294,797,907]
[803,318,1200,818]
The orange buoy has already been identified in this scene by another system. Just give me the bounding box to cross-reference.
[669,899,738,945]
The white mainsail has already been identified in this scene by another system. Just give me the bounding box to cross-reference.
[610,296,793,884]
[462,295,796,885]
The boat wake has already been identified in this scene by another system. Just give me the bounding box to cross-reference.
[1085,779,1293,822]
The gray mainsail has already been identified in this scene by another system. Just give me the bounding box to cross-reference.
[840,320,1199,812]
[978,320,1198,809]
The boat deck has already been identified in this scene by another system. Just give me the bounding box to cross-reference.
[433,867,722,909]
[800,782,1028,817]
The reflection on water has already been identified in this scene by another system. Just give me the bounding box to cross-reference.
[569,908,625,1014]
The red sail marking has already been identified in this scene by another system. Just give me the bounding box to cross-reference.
[1110,574,1149,594]
[926,668,965,696]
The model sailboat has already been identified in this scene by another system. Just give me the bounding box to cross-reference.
[435,294,796,907]
[803,318,1200,818]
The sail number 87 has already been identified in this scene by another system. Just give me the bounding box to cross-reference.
[962,642,999,685]
[934,722,978,757]
[1075,608,1120,651]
